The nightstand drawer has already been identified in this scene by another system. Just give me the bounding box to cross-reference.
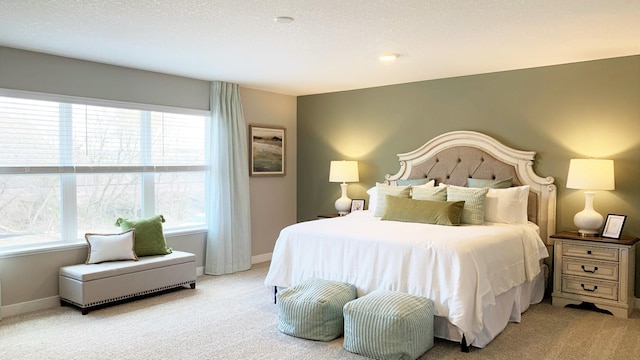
[563,258,618,281]
[561,275,618,301]
[563,243,618,262]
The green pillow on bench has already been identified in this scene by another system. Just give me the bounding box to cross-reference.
[115,215,172,257]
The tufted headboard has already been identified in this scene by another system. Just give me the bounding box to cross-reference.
[385,131,557,245]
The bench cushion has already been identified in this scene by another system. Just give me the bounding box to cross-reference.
[60,251,195,282]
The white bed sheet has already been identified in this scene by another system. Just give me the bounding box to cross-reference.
[264,211,549,346]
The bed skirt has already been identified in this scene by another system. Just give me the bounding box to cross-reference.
[434,264,548,348]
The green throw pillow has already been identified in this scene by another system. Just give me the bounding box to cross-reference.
[466,177,513,189]
[381,196,465,226]
[115,215,172,257]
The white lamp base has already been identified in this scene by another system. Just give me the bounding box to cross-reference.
[335,183,351,216]
[574,191,604,236]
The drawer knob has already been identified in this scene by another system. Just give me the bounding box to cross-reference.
[586,250,592,255]
[581,265,598,273]
[581,284,598,292]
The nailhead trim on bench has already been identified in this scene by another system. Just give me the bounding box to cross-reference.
[60,280,196,314]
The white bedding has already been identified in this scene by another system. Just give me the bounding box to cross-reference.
[264,211,549,346]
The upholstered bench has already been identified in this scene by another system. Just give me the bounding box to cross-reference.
[59,250,196,314]
[343,290,435,360]
[277,278,357,341]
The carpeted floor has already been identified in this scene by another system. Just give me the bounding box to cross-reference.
[1,262,640,359]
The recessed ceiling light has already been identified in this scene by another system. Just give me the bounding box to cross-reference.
[274,16,294,23]
[379,53,399,61]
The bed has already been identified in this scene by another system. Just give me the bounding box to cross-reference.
[265,130,557,350]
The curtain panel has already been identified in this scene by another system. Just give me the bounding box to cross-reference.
[205,81,252,275]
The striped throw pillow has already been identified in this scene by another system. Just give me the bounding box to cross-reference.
[445,186,489,225]
[374,183,411,217]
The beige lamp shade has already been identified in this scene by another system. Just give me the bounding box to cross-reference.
[329,161,359,183]
[566,159,615,190]
[566,159,615,235]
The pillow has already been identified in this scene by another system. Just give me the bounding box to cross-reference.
[367,186,377,212]
[411,186,447,201]
[391,179,434,198]
[373,183,411,217]
[381,196,464,226]
[396,178,434,187]
[85,230,138,264]
[445,186,489,225]
[485,185,530,224]
[115,215,172,256]
[466,177,513,189]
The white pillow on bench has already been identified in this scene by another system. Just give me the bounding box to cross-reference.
[85,230,138,264]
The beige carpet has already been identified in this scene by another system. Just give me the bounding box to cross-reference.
[2,262,640,360]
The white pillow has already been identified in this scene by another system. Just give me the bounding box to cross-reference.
[412,179,435,189]
[85,230,138,264]
[485,185,530,224]
[367,186,377,212]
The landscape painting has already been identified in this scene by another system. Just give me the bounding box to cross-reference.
[249,125,285,176]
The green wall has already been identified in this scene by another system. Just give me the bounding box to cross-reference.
[297,55,640,295]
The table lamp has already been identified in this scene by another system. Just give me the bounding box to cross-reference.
[329,160,359,216]
[566,159,615,235]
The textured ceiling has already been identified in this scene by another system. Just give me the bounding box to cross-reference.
[0,1,639,96]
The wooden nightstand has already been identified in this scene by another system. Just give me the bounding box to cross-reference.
[551,231,639,318]
[318,214,340,219]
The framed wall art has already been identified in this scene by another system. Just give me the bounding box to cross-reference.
[249,125,286,176]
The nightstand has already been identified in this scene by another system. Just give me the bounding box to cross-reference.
[551,231,639,318]
[318,214,340,219]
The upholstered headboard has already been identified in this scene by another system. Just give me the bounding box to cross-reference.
[385,131,557,244]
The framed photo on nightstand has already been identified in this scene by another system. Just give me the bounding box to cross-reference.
[350,199,365,212]
[602,214,627,239]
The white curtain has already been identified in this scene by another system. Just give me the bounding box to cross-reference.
[205,81,252,275]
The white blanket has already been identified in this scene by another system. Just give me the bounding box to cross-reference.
[264,211,549,345]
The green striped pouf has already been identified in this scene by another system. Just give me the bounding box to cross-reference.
[343,290,434,360]
[277,278,357,341]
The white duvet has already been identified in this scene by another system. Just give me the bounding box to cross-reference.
[264,211,549,345]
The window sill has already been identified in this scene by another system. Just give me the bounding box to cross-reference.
[164,225,207,237]
[0,227,208,259]
[0,240,87,259]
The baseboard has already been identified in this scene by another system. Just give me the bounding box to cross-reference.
[252,252,272,264]
[1,295,60,318]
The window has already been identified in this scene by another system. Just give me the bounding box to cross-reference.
[0,92,208,249]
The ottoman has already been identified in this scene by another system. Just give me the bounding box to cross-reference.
[277,278,357,341]
[343,290,434,360]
